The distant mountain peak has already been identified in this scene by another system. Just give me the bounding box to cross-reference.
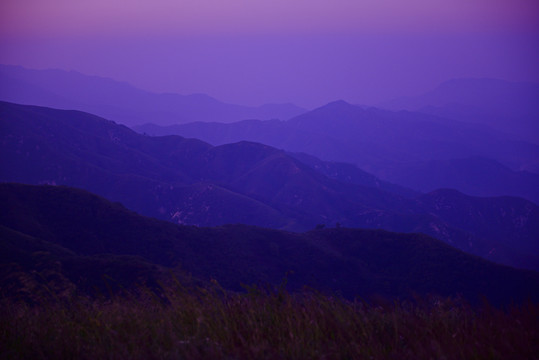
[380,77,539,143]
[3,101,539,270]
[290,100,362,121]
[326,99,351,106]
[318,100,355,110]
[0,64,306,125]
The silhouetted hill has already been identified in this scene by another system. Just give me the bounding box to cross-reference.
[135,100,539,201]
[288,152,419,198]
[0,100,412,228]
[417,189,539,270]
[0,224,187,301]
[0,64,306,126]
[2,183,538,305]
[286,100,537,171]
[2,101,538,270]
[382,78,539,144]
[384,157,539,204]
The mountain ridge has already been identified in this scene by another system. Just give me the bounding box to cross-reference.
[2,182,538,305]
[0,64,306,126]
[134,100,539,200]
[381,78,539,144]
[2,101,538,270]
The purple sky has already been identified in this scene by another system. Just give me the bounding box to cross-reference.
[1,0,538,108]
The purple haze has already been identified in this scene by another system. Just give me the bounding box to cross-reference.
[1,0,539,108]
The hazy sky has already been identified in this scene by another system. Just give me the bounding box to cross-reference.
[1,0,538,107]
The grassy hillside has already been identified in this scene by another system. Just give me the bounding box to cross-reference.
[2,101,539,270]
[2,183,538,306]
[2,183,538,359]
[1,285,538,360]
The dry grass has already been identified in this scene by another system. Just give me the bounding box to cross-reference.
[1,282,538,359]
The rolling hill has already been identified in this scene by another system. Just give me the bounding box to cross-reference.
[2,183,538,305]
[0,64,305,126]
[382,78,539,144]
[383,157,539,204]
[1,101,538,270]
[135,100,539,202]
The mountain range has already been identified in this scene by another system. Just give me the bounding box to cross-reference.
[135,100,539,203]
[0,64,305,126]
[4,65,537,202]
[382,156,539,204]
[1,101,538,271]
[2,183,538,305]
[382,78,539,145]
